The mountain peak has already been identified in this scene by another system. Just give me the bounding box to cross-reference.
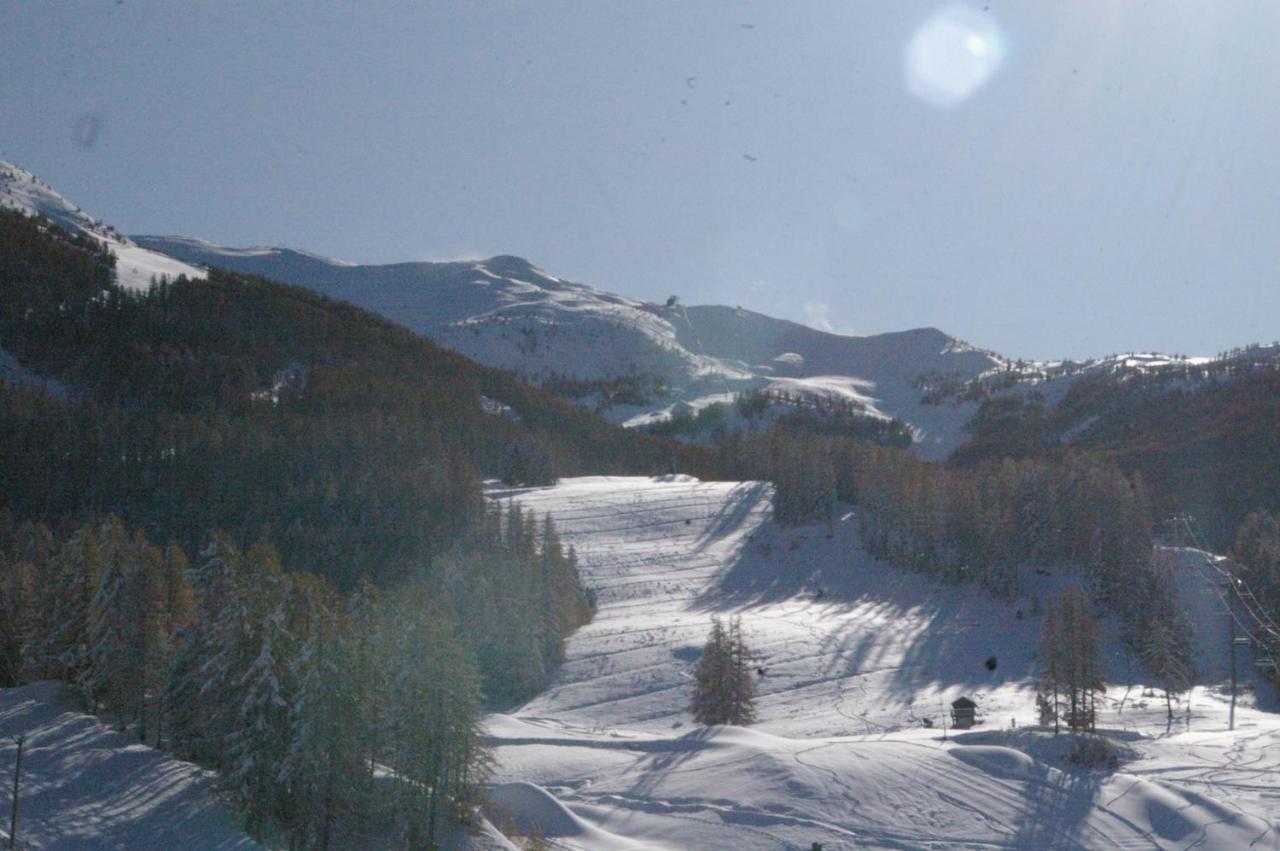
[480,254,542,279]
[0,160,206,290]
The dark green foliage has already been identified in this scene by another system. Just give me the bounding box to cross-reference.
[1232,510,1280,619]
[441,504,594,706]
[0,208,710,589]
[500,433,558,486]
[1,519,492,848]
[690,615,756,726]
[644,401,731,440]
[851,446,1154,602]
[952,362,1280,548]
[542,370,668,409]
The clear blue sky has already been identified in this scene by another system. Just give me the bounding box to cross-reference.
[3,1,1278,359]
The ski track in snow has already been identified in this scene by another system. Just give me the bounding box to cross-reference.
[485,476,1280,850]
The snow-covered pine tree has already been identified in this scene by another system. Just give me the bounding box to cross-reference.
[81,518,130,717]
[345,576,386,823]
[0,556,36,686]
[148,544,193,744]
[42,525,105,683]
[227,595,291,834]
[726,616,758,725]
[165,532,242,763]
[381,583,488,850]
[284,606,361,851]
[691,616,730,724]
[1039,598,1064,734]
[223,541,292,833]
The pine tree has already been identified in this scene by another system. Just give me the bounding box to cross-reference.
[165,533,242,763]
[285,609,359,851]
[228,595,291,834]
[1042,589,1106,733]
[1039,599,1063,733]
[43,525,106,683]
[726,617,757,726]
[381,583,488,849]
[223,541,292,833]
[0,556,36,687]
[1143,620,1190,723]
[81,519,130,717]
[690,616,756,725]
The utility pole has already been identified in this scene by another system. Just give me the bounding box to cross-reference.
[8,735,24,851]
[1230,636,1251,731]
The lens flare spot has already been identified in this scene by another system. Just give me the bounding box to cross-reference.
[905,5,1006,108]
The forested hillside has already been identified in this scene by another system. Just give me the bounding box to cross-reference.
[0,208,710,585]
[0,208,703,846]
[951,359,1280,547]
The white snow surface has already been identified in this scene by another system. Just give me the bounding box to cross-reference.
[134,236,1005,458]
[0,681,260,850]
[485,476,1280,850]
[0,160,206,291]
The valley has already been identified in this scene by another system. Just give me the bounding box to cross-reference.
[485,475,1279,849]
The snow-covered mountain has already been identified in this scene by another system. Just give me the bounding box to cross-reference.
[0,161,205,291]
[137,235,1006,458]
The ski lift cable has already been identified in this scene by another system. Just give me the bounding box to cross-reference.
[1187,552,1263,646]
[678,302,733,401]
[1177,518,1269,643]
[1180,517,1280,638]
[1188,547,1276,647]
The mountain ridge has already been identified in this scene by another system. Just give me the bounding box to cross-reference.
[135,233,1006,458]
[0,161,205,290]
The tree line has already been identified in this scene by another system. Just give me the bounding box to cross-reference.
[0,208,712,592]
[716,427,1191,680]
[0,504,588,847]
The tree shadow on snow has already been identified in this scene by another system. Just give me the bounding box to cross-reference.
[1007,766,1109,849]
[690,514,1042,703]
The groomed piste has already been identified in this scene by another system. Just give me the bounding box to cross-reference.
[485,475,1279,850]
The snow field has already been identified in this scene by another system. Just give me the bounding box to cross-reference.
[485,476,1280,849]
[0,681,260,850]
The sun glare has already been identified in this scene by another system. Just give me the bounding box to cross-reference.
[905,5,1006,108]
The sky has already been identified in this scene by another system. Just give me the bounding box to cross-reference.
[3,0,1279,360]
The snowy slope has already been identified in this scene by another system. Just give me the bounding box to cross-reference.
[0,681,259,851]
[0,161,205,291]
[483,476,1280,850]
[0,681,519,851]
[136,236,1004,458]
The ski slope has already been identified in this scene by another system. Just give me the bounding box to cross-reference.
[0,682,259,851]
[485,476,1280,850]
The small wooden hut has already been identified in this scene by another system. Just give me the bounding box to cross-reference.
[951,696,977,729]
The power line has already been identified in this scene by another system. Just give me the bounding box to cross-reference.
[1176,516,1279,671]
[1179,516,1280,639]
